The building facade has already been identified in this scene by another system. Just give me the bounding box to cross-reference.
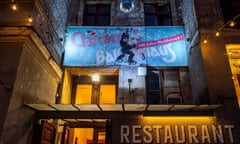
[0,0,240,143]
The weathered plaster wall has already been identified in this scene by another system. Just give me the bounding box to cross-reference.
[182,0,208,104]
[111,0,144,26]
[200,32,236,103]
[61,69,72,104]
[0,34,61,144]
[33,0,70,64]
[0,42,23,140]
[189,0,240,140]
[193,0,236,104]
[118,66,146,104]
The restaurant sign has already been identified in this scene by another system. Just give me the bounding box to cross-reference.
[121,124,235,143]
[63,26,188,66]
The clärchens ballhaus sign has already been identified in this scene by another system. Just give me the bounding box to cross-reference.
[63,26,188,67]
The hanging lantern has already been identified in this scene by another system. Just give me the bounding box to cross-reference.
[120,0,134,13]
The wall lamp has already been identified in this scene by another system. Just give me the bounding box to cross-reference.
[92,74,100,83]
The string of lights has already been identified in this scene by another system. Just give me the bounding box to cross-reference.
[202,13,240,44]
[10,0,33,23]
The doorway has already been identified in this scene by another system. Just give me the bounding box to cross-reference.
[75,84,116,104]
[62,119,111,144]
[146,70,161,104]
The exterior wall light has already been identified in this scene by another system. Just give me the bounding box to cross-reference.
[92,74,100,82]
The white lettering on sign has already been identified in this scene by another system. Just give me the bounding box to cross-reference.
[132,125,141,143]
[188,125,198,143]
[212,125,224,143]
[148,44,176,63]
[121,125,130,143]
[164,125,173,143]
[175,125,185,143]
[225,125,234,143]
[96,43,177,64]
[143,125,152,143]
[120,124,235,143]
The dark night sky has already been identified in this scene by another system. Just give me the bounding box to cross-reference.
[220,0,240,27]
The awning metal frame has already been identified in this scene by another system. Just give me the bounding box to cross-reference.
[25,103,222,119]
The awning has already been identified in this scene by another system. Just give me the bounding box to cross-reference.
[25,104,222,119]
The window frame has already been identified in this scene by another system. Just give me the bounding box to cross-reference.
[83,4,111,26]
[144,3,172,26]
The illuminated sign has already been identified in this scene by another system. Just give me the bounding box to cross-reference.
[121,124,235,143]
[63,26,188,66]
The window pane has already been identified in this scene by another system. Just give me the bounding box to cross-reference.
[144,4,172,26]
[159,5,171,14]
[98,16,110,26]
[145,16,157,26]
[86,16,96,25]
[160,17,172,25]
[83,4,110,26]
[87,6,96,14]
[144,6,156,13]
[99,5,110,13]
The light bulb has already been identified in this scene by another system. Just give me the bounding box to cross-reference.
[28,16,33,23]
[203,38,208,44]
[11,2,18,11]
[215,31,220,37]
[92,74,100,82]
[229,21,235,27]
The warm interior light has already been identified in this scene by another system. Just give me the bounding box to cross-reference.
[143,116,216,124]
[28,16,33,23]
[203,38,208,44]
[215,31,220,37]
[11,2,18,11]
[229,21,235,27]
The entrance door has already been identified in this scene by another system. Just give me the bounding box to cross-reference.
[75,84,116,104]
[39,121,55,144]
[72,119,111,144]
[75,84,92,104]
[99,84,116,104]
[61,124,71,144]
